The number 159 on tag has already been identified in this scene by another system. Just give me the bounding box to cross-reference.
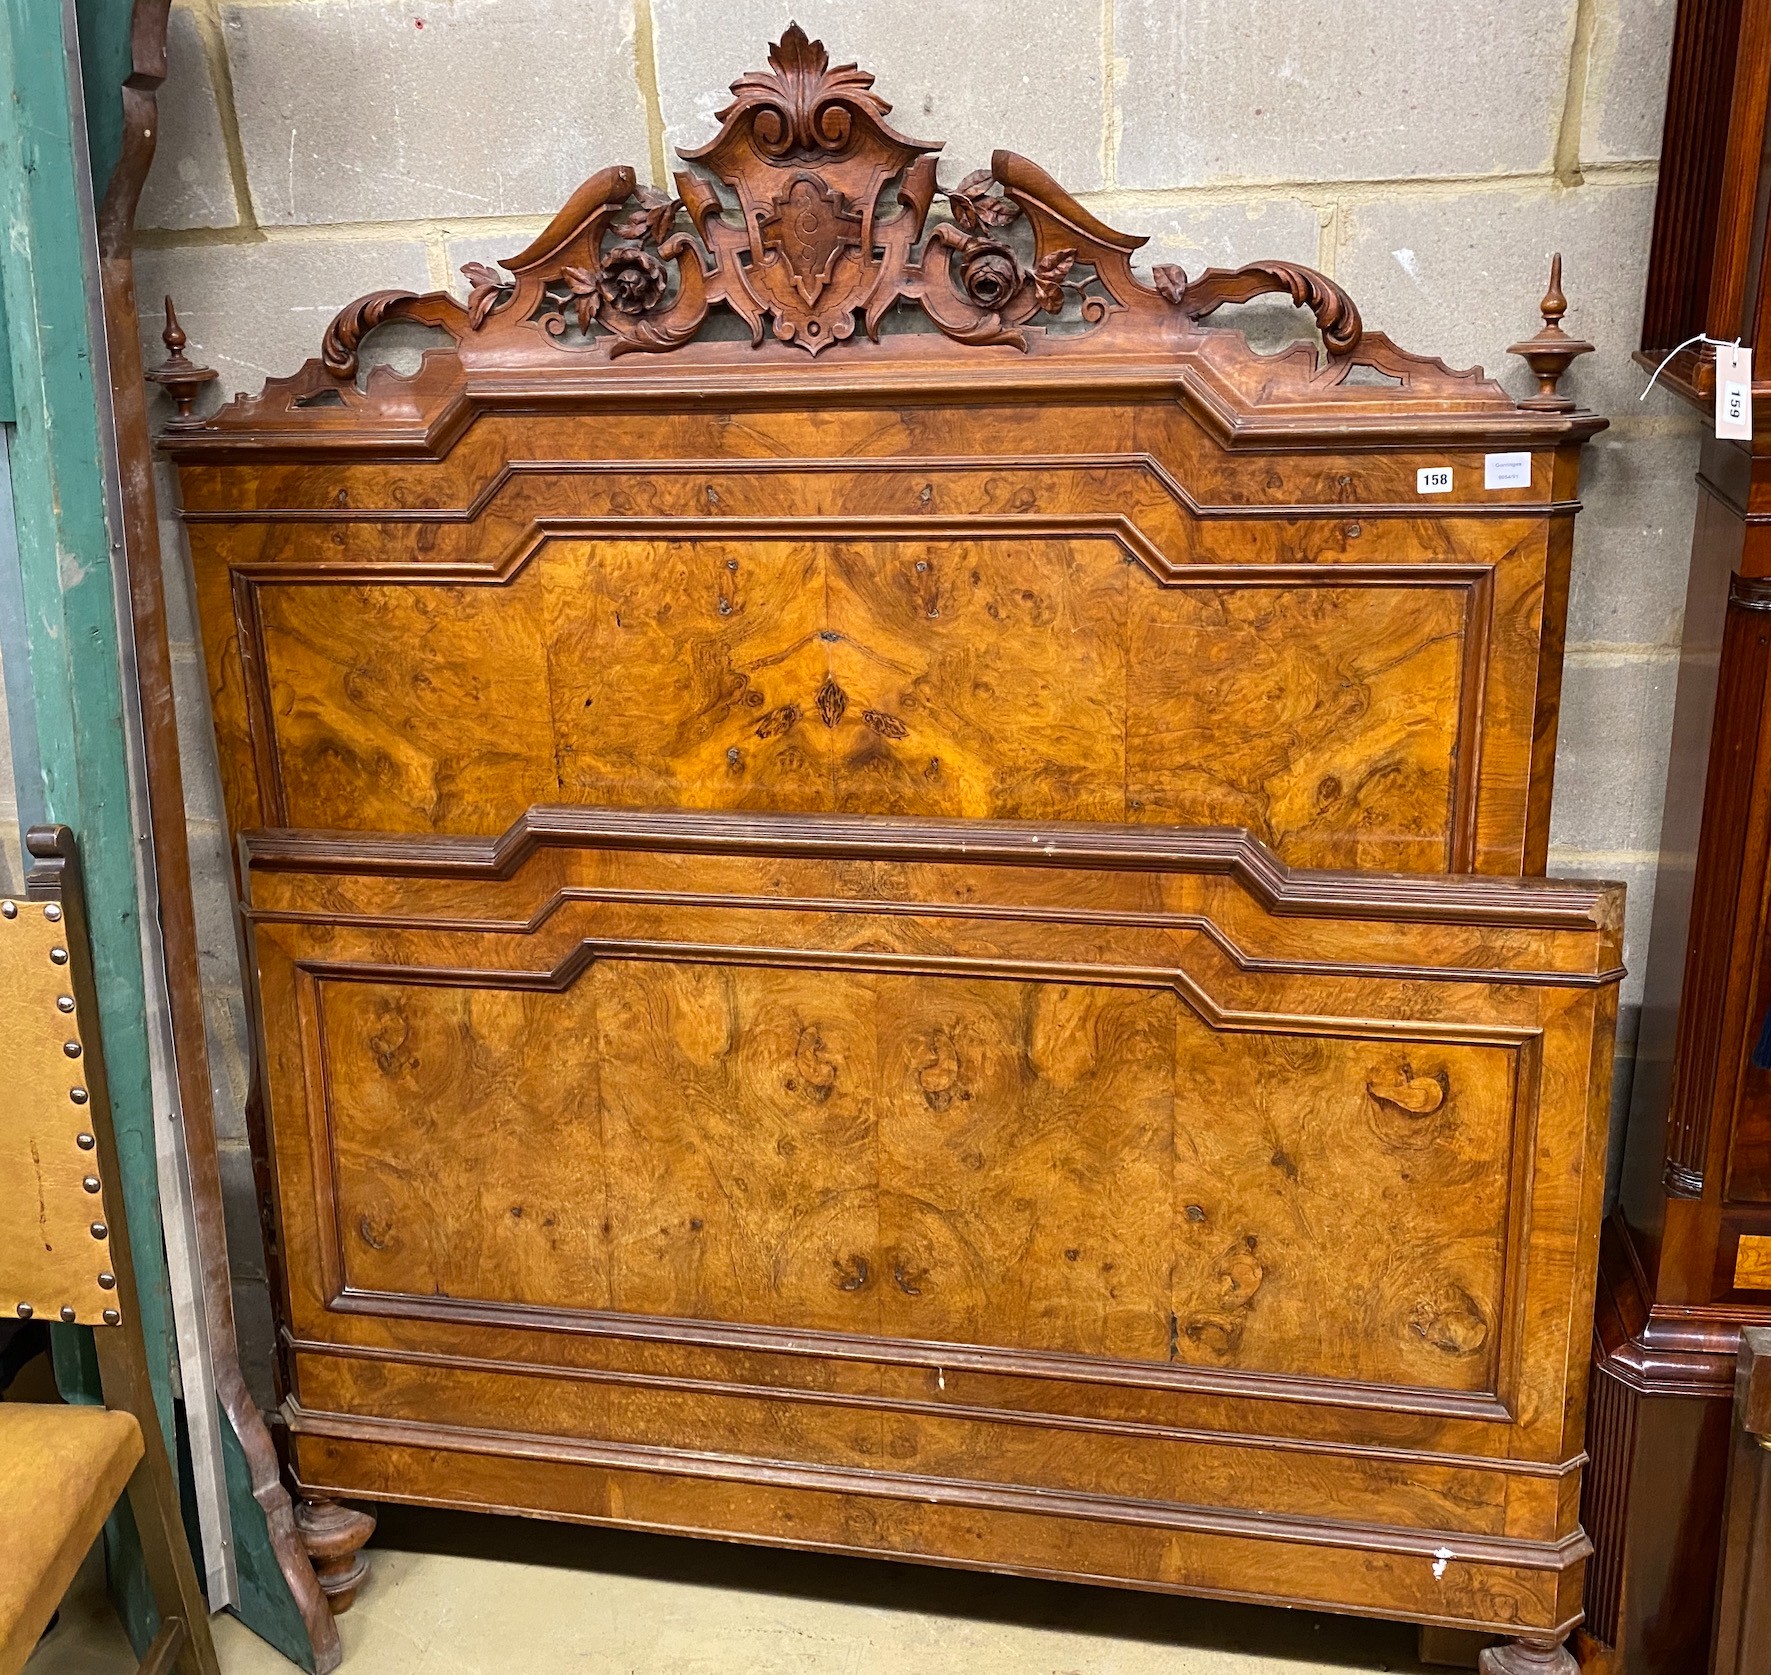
[1718,342,1753,440]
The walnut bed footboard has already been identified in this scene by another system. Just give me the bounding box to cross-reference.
[242,810,1619,1640]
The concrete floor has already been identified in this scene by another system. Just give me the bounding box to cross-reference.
[25,1504,1466,1674]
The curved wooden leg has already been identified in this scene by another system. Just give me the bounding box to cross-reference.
[1476,1637,1579,1674]
[294,1498,376,1614]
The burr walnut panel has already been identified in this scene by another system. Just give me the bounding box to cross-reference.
[248,531,1481,869]
[313,964,1516,1397]
[181,429,1571,874]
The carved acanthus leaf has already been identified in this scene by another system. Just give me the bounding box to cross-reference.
[274,25,1576,421]
[712,22,897,159]
[321,289,426,378]
[460,263,509,330]
[1173,260,1364,356]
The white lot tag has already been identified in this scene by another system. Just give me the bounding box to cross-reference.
[1718,342,1753,439]
[1484,452,1531,489]
[1417,466,1452,494]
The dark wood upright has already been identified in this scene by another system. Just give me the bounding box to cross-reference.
[1581,3,1771,1669]
[1711,1325,1771,1675]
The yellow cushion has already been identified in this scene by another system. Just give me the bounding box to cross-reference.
[0,1402,143,1675]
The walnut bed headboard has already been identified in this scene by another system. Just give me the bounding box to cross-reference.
[163,26,1602,879]
[158,28,1617,1670]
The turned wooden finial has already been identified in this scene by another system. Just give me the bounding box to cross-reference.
[1507,254,1593,413]
[143,295,217,428]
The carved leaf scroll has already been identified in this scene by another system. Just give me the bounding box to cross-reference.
[947,167,1021,233]
[206,22,1605,426]
[310,27,1369,371]
[1172,260,1364,356]
[460,263,506,331]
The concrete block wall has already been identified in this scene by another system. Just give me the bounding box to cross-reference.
[132,0,1697,1406]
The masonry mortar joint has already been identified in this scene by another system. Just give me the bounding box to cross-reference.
[136,161,1662,260]
[185,0,259,237]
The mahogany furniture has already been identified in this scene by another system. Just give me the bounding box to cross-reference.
[1712,1325,1771,1675]
[155,29,1620,1671]
[0,827,219,1675]
[1578,4,1771,1670]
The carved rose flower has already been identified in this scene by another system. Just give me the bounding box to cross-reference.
[959,243,1020,311]
[598,247,669,316]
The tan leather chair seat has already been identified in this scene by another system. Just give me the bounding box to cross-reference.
[0,1403,145,1675]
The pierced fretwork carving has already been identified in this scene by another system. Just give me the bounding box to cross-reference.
[188,23,1601,442]
[447,28,1146,359]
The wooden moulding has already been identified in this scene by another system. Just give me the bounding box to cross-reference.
[242,807,1626,937]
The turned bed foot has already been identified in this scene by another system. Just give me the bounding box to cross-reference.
[294,1497,376,1614]
[1476,1636,1579,1674]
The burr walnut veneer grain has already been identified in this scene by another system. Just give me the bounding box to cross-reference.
[244,811,1621,1654]
[156,28,1616,1670]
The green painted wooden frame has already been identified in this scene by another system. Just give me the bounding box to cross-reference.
[0,3,322,1666]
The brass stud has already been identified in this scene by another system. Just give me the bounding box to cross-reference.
[49,947,67,965]
[15,1303,31,1319]
[56,996,74,1013]
[102,1309,120,1326]
[1,900,15,918]
[63,1041,81,1058]
[43,903,61,922]
[59,1305,75,1322]
[70,1088,88,1106]
[76,1131,94,1148]
[82,1176,100,1194]
[98,1272,115,1289]
[90,1222,107,1240]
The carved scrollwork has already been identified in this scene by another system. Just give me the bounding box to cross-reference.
[397,27,1150,363]
[258,22,1584,423]
[1165,259,1365,356]
[722,23,884,160]
[320,289,428,378]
